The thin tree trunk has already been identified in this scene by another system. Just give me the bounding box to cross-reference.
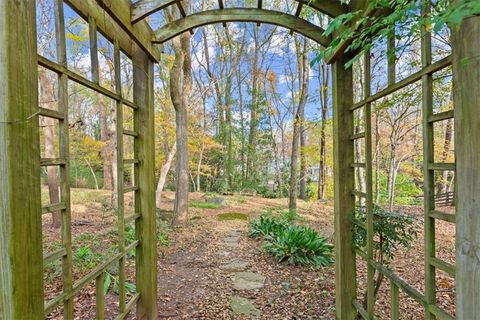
[99,95,113,190]
[246,27,260,184]
[289,37,309,210]
[38,70,61,228]
[299,119,307,201]
[317,62,329,200]
[84,158,100,190]
[437,117,453,194]
[156,142,177,208]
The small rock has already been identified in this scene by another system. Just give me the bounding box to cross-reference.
[232,272,266,290]
[221,259,250,272]
[230,295,261,317]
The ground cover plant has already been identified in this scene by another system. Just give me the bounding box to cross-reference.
[190,201,222,209]
[249,212,333,267]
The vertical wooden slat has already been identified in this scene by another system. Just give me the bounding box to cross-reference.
[0,0,44,318]
[95,273,106,320]
[132,45,158,319]
[390,280,399,320]
[333,53,356,320]
[453,12,480,320]
[115,39,127,313]
[421,2,436,319]
[54,1,74,318]
[89,16,99,84]
[364,51,375,319]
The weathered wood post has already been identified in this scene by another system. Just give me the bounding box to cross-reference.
[133,44,158,319]
[452,13,480,320]
[332,53,356,320]
[0,0,44,318]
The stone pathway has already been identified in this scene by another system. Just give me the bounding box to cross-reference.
[219,230,265,318]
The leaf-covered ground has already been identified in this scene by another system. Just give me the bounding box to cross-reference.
[42,190,455,319]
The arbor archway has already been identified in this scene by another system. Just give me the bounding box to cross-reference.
[1,0,480,319]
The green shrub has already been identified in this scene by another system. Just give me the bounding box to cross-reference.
[249,214,333,267]
[353,205,417,264]
[353,205,417,305]
[264,225,334,267]
[189,201,222,209]
[248,215,288,239]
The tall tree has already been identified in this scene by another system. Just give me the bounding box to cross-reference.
[289,37,309,210]
[317,61,330,200]
[168,5,192,225]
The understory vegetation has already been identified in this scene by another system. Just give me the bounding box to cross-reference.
[249,212,334,267]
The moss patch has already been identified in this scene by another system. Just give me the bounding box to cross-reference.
[190,201,222,209]
[217,212,249,221]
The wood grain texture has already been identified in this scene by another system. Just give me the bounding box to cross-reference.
[153,8,331,47]
[133,45,158,319]
[67,0,161,61]
[333,53,356,320]
[453,14,480,320]
[132,0,177,24]
[0,0,44,318]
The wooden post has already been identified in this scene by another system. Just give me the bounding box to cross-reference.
[133,45,158,319]
[333,53,356,320]
[453,14,480,320]
[0,0,44,318]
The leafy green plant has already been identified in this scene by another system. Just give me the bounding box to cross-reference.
[313,0,480,68]
[104,272,136,295]
[353,205,417,305]
[125,226,136,244]
[157,231,169,246]
[248,215,288,239]
[249,214,333,267]
[74,246,100,270]
[264,225,334,267]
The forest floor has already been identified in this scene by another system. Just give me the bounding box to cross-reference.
[42,189,456,319]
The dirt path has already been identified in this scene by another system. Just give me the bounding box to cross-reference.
[156,193,337,319]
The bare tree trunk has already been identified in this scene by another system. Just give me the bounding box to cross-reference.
[317,62,329,200]
[156,142,177,208]
[437,117,453,194]
[373,113,380,204]
[387,143,397,210]
[246,27,260,185]
[38,69,61,228]
[299,120,307,201]
[289,37,309,210]
[237,69,246,186]
[99,95,113,190]
[170,24,192,225]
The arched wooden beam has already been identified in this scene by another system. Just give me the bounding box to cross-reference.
[131,0,348,24]
[132,0,177,24]
[152,8,332,47]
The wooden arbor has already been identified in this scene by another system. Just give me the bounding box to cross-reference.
[0,0,479,319]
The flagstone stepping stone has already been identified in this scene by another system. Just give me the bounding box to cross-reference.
[232,272,266,290]
[220,259,249,272]
[217,250,231,257]
[230,295,261,317]
[223,238,240,248]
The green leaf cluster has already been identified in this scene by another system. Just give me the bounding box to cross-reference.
[249,214,334,267]
[353,205,417,265]
[313,0,480,68]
